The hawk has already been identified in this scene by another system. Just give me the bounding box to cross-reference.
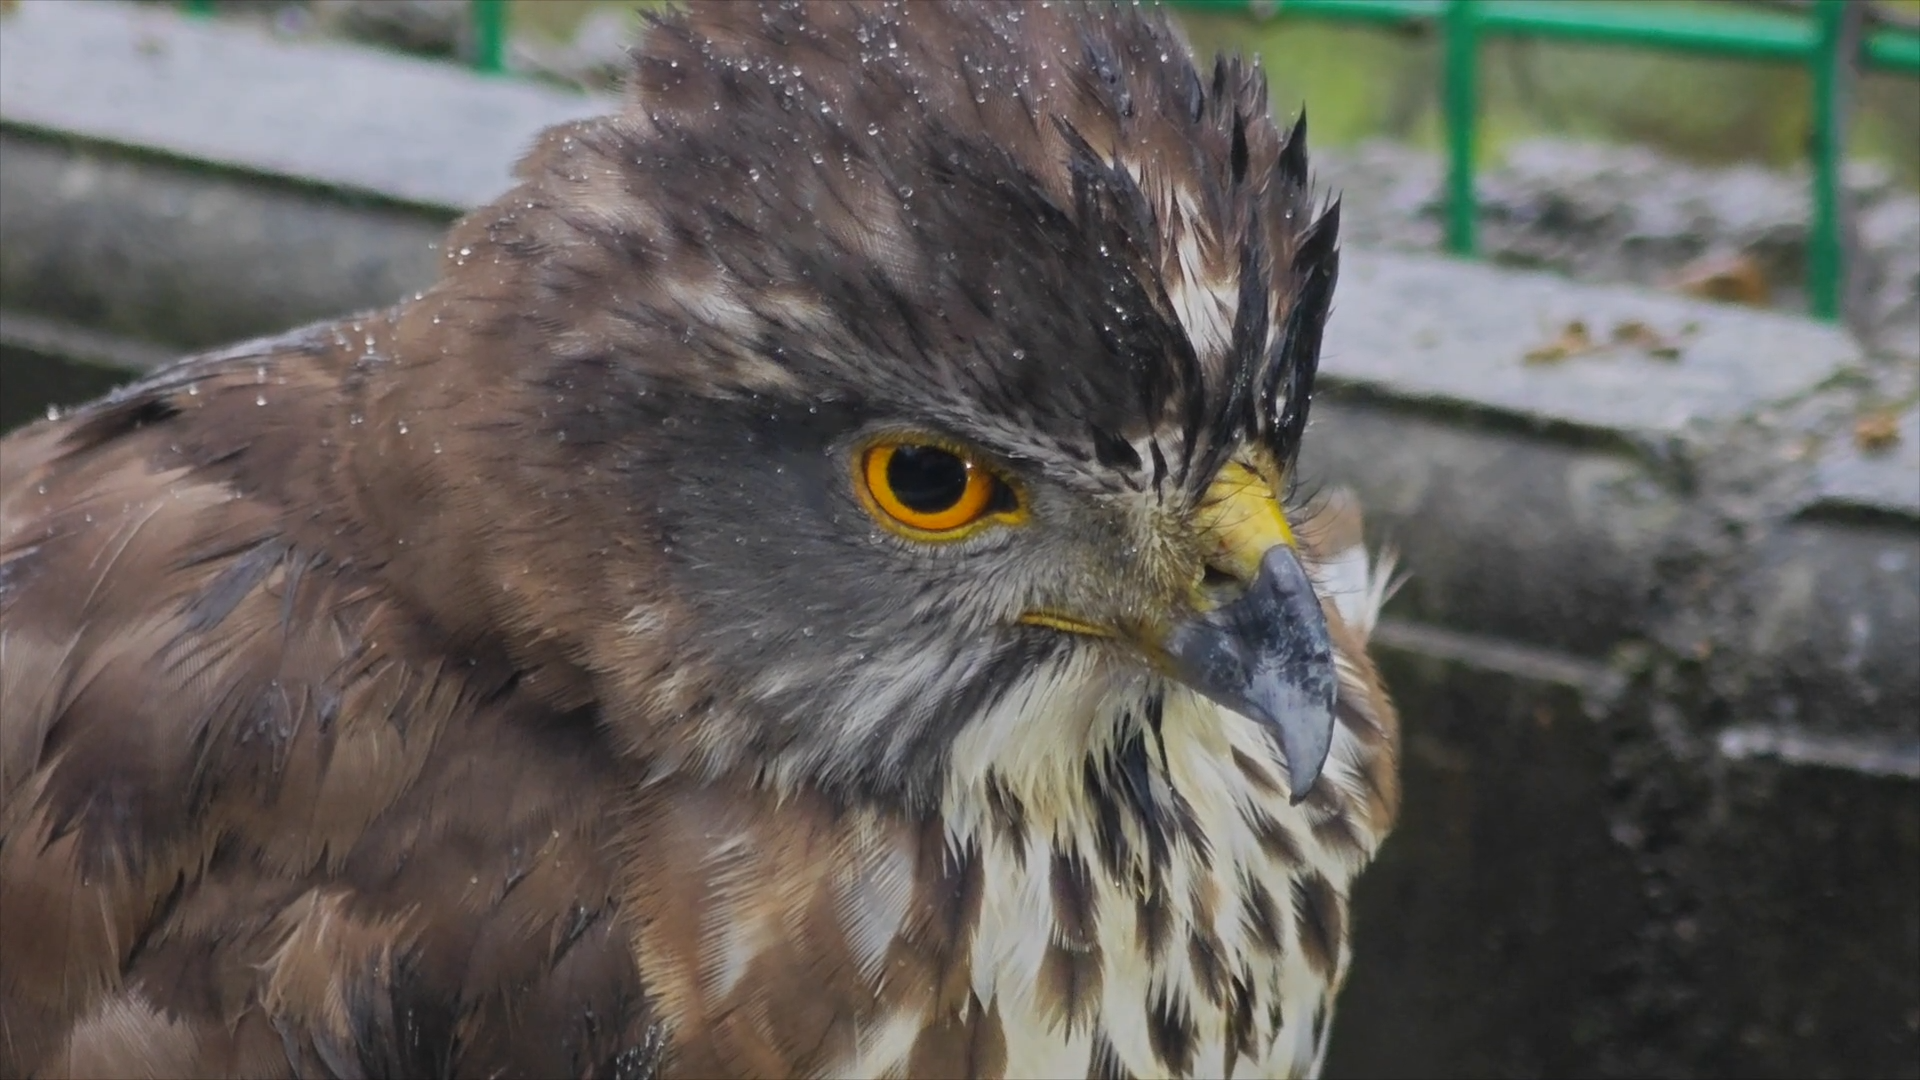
[0,2,1400,1077]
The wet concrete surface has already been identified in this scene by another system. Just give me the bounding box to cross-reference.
[1812,407,1920,521]
[1330,631,1920,1079]
[1325,251,1865,440]
[0,136,445,352]
[1319,139,1920,364]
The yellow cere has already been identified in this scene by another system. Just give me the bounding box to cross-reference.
[1192,459,1296,583]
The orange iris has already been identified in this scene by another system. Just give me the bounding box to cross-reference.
[859,442,1014,536]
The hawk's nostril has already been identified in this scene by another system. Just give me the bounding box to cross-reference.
[1201,561,1241,590]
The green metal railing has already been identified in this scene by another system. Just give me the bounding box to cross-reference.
[1167,0,1920,322]
[182,0,510,72]
[182,0,1920,324]
[472,0,509,75]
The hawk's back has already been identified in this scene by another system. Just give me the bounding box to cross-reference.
[0,325,660,1078]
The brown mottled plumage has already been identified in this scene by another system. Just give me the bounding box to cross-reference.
[0,3,1399,1077]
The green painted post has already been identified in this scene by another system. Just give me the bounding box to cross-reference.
[183,0,215,16]
[471,0,508,75]
[1443,0,1479,256]
[1807,0,1859,323]
[1869,24,1920,73]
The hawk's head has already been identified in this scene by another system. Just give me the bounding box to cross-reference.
[399,0,1343,815]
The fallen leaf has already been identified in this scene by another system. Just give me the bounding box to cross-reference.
[1524,319,1595,364]
[1611,319,1659,346]
[1854,411,1902,452]
[1611,318,1688,360]
[1670,252,1771,308]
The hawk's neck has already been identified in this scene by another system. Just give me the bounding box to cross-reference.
[622,649,1396,1080]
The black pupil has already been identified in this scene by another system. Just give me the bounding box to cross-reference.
[887,446,971,514]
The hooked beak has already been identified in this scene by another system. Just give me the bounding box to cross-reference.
[1170,462,1335,803]
[1025,461,1336,803]
[1169,461,1335,802]
[1163,541,1335,804]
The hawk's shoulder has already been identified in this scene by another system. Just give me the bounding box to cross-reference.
[0,325,655,1078]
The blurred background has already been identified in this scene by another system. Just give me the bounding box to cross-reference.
[2,2,1916,1077]
[179,0,1920,333]
[197,0,1920,178]
[7,0,1920,417]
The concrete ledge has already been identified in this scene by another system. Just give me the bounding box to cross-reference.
[1325,253,1865,445]
[1808,405,1920,523]
[0,134,444,352]
[0,0,609,213]
[3,3,1916,1077]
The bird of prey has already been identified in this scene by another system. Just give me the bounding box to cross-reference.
[0,2,1400,1077]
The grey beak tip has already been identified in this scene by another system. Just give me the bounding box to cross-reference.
[1274,682,1335,802]
[1166,545,1338,806]
[1284,737,1331,804]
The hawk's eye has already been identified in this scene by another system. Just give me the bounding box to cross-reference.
[858,441,1021,537]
